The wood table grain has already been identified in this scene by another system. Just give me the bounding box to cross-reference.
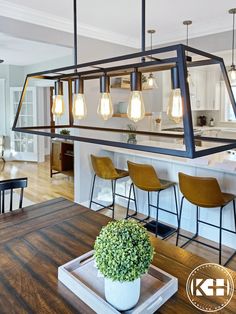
[0,197,235,313]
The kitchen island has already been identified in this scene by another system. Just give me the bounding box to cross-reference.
[101,140,236,249]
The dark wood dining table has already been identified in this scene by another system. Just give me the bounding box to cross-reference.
[0,197,235,313]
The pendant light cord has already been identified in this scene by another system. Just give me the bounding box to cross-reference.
[150,32,153,58]
[73,0,78,70]
[142,0,146,53]
[141,0,146,62]
[186,23,189,57]
[183,20,192,58]
[186,24,189,47]
[232,11,235,66]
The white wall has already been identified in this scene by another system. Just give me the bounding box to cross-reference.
[0,64,25,150]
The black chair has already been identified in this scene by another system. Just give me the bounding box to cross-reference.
[0,178,28,214]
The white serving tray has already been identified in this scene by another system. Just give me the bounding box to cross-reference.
[58,250,178,314]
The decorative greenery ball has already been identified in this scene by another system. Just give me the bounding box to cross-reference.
[94,220,154,282]
[60,129,70,135]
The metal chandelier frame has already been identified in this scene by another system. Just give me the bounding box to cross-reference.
[12,1,236,158]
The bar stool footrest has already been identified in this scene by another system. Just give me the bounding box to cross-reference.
[224,251,236,266]
[144,220,176,239]
[178,233,220,251]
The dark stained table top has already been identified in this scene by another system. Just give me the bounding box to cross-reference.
[0,197,235,313]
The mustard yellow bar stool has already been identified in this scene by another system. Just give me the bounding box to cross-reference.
[126,161,179,239]
[177,172,236,265]
[89,155,129,218]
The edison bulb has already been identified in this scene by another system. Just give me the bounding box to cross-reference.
[97,93,113,120]
[230,68,236,81]
[72,93,87,120]
[167,89,183,123]
[148,76,154,88]
[52,95,65,117]
[147,73,157,88]
[127,91,145,122]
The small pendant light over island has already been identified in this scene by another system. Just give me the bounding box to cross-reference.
[229,8,236,82]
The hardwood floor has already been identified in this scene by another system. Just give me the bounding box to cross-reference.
[100,202,236,271]
[0,158,74,203]
[0,158,235,270]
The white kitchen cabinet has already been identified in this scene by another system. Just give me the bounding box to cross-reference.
[205,70,221,111]
[162,70,171,112]
[189,69,207,111]
[162,68,220,112]
[162,69,205,112]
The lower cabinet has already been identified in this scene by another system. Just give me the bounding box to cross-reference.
[50,140,74,177]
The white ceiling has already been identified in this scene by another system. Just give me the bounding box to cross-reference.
[1,0,236,48]
[0,33,72,65]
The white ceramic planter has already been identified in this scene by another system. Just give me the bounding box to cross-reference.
[104,277,141,311]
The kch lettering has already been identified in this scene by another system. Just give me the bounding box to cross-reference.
[191,279,228,297]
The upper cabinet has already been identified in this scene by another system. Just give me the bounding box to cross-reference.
[162,67,221,112]
[205,69,221,111]
[189,69,206,111]
[190,67,221,111]
[162,70,171,112]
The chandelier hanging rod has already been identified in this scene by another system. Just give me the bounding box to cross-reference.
[229,8,236,66]
[73,0,78,68]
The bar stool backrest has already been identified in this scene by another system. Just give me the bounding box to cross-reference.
[91,155,118,180]
[178,172,225,207]
[0,177,28,213]
[127,161,161,191]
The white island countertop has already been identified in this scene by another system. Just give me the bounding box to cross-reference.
[102,140,236,175]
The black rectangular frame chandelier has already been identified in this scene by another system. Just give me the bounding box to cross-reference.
[12,1,236,159]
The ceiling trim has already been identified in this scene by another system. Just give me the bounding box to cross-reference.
[0,0,233,49]
[0,0,139,48]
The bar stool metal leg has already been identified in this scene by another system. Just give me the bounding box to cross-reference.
[89,174,96,208]
[132,184,138,214]
[155,191,160,237]
[233,199,236,232]
[219,206,224,265]
[224,199,236,266]
[196,206,199,237]
[176,196,184,246]
[147,192,151,219]
[111,180,116,219]
[126,183,133,219]
[126,183,151,222]
[126,183,139,219]
[173,185,179,224]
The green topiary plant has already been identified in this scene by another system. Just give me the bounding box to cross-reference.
[94,220,154,282]
[60,129,70,135]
